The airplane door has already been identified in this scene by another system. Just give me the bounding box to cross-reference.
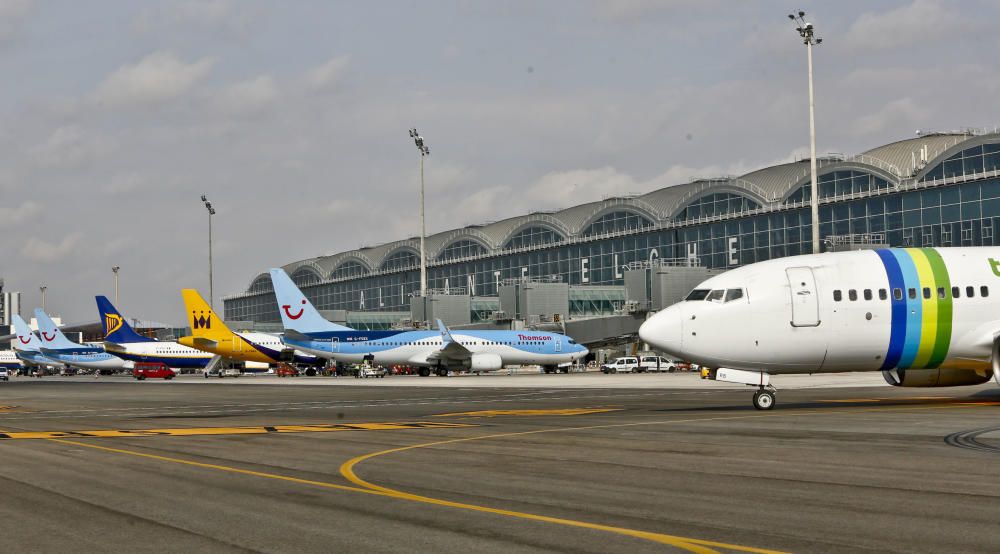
[331,338,339,352]
[554,338,562,352]
[786,267,820,327]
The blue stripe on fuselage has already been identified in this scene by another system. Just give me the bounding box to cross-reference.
[875,250,907,370]
[890,249,922,368]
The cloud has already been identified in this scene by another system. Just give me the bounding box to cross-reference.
[214,75,277,114]
[30,125,114,167]
[0,0,32,42]
[94,51,214,108]
[845,0,973,51]
[0,200,40,227]
[20,232,83,263]
[306,55,349,91]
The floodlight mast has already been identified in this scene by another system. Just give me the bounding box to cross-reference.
[790,11,823,254]
[409,128,430,298]
[201,195,217,309]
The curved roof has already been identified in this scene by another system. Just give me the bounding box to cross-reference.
[257,129,997,290]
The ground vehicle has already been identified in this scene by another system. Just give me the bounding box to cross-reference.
[359,366,388,378]
[205,367,242,378]
[601,357,639,374]
[276,363,299,377]
[0,368,8,381]
[639,356,679,373]
[132,362,175,380]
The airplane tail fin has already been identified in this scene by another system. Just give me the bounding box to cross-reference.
[181,289,233,339]
[11,315,40,351]
[96,296,155,343]
[269,268,352,333]
[33,308,82,349]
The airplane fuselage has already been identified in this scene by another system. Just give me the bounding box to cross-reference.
[640,247,1000,385]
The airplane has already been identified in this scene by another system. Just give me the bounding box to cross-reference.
[269,268,589,376]
[10,315,61,370]
[177,289,321,367]
[0,350,22,371]
[33,308,130,372]
[96,296,216,370]
[638,246,1000,410]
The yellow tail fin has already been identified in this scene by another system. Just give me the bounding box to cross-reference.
[181,289,233,339]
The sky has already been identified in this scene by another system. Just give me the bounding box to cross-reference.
[1,0,998,325]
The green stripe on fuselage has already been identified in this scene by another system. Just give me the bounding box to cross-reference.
[923,248,952,368]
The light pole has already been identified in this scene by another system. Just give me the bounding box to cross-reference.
[201,195,216,309]
[789,10,823,254]
[111,266,120,305]
[39,286,47,312]
[409,128,430,297]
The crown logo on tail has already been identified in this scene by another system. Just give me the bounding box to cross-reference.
[192,310,212,330]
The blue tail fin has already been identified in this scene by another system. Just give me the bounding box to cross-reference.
[269,268,352,333]
[96,296,155,343]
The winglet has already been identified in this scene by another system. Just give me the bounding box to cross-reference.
[436,319,455,345]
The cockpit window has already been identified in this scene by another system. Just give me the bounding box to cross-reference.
[685,289,710,301]
[706,289,725,302]
[724,289,744,302]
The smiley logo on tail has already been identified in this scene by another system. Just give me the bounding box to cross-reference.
[282,299,306,320]
[41,332,55,342]
[18,336,30,345]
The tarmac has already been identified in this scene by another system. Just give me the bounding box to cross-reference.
[0,372,998,553]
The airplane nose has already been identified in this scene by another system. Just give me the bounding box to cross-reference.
[638,306,684,356]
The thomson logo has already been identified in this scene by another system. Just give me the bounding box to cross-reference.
[517,334,552,341]
[104,313,123,337]
[990,258,1000,277]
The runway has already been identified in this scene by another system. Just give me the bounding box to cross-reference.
[0,374,998,553]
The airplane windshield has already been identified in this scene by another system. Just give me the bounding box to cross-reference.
[706,289,725,302]
[724,288,744,302]
[686,289,710,301]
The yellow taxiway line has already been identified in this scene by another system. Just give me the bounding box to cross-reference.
[432,407,622,417]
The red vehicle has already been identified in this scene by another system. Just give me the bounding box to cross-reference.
[132,362,175,380]
[276,363,299,377]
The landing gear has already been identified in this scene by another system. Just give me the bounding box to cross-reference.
[418,367,430,377]
[752,387,776,410]
[435,367,449,377]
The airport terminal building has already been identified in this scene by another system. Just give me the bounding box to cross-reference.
[225,129,1000,326]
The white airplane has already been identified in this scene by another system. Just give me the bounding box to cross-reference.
[34,309,130,373]
[96,296,215,371]
[10,315,61,370]
[0,350,22,371]
[639,247,1000,410]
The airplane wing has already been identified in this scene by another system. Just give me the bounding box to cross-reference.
[428,319,472,362]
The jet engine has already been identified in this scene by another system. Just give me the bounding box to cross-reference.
[469,353,503,371]
[882,368,994,387]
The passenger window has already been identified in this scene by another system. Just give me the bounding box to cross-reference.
[848,290,858,301]
[863,289,872,301]
[706,289,725,302]
[893,288,903,300]
[966,286,975,297]
[937,287,945,299]
[878,289,888,300]
[908,288,917,299]
[724,289,744,302]
[952,286,960,298]
[923,287,931,300]
[982,286,990,298]
[833,290,842,302]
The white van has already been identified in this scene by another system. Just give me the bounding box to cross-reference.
[601,357,639,374]
[639,356,679,373]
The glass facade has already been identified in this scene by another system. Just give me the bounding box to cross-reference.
[439,239,488,261]
[785,170,892,204]
[921,144,1000,182]
[678,192,760,220]
[227,143,1000,323]
[504,226,563,249]
[330,261,368,280]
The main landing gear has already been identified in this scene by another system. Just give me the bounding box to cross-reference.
[752,386,776,410]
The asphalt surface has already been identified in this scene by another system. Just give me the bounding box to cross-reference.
[0,373,998,553]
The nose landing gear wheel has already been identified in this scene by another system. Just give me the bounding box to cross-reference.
[753,390,775,410]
